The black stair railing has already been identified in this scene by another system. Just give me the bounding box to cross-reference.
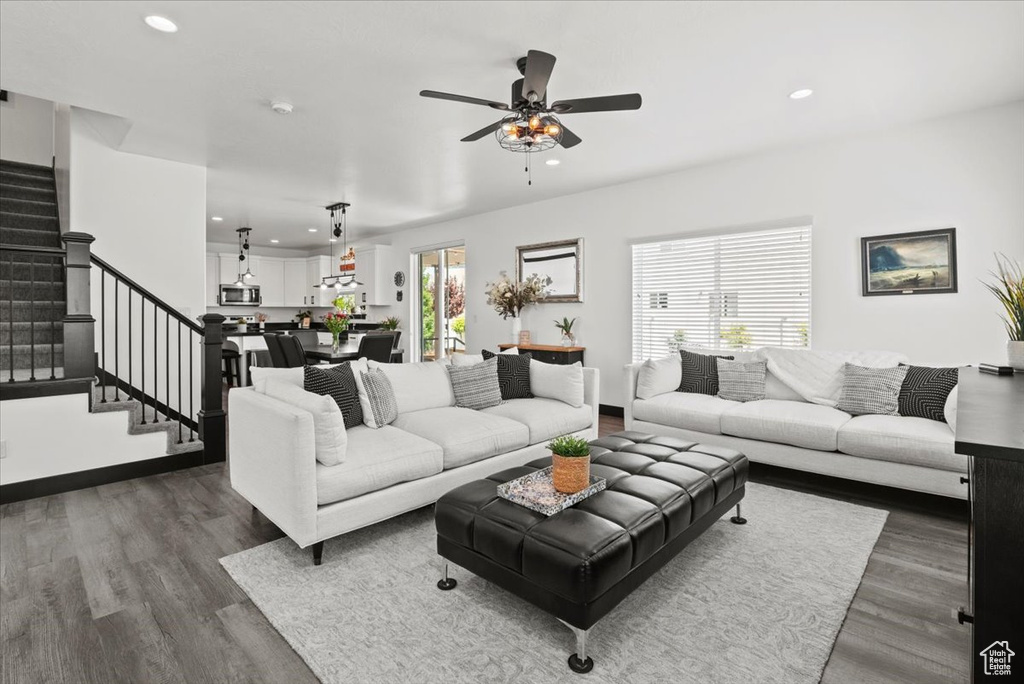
[90,253,225,461]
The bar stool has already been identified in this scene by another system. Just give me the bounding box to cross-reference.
[222,340,242,387]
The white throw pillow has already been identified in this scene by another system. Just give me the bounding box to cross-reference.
[944,385,959,431]
[530,360,585,408]
[249,366,303,388]
[500,347,520,354]
[636,355,682,400]
[258,380,347,466]
[451,354,485,366]
[367,360,455,414]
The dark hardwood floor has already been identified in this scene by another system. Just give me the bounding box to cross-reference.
[0,412,969,683]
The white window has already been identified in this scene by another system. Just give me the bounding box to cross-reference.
[632,224,811,362]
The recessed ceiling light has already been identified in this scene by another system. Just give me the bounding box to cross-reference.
[144,15,178,33]
[270,101,294,115]
[308,228,318,232]
[329,238,337,243]
[789,88,814,100]
[210,216,223,222]
[546,159,560,166]
[270,239,280,244]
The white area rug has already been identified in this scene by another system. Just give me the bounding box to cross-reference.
[221,483,887,683]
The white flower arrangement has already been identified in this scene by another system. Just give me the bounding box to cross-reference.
[484,271,551,319]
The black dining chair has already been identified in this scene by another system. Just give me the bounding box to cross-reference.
[358,332,396,363]
[263,333,288,368]
[290,329,320,351]
[279,334,307,368]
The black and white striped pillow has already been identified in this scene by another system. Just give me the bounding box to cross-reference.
[837,363,909,416]
[716,359,767,402]
[358,368,398,428]
[678,349,734,396]
[446,357,502,410]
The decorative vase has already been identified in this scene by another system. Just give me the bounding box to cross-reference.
[331,331,341,353]
[552,453,590,494]
[258,322,265,330]
[561,333,575,347]
[1009,340,1024,369]
[511,316,522,342]
[236,323,247,332]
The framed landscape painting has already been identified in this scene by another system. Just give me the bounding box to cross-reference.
[861,228,957,296]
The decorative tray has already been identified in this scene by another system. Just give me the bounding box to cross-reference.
[496,466,606,516]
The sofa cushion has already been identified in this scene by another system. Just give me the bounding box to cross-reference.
[451,353,485,366]
[678,349,734,396]
[632,392,740,435]
[898,365,959,422]
[315,425,443,505]
[482,349,533,400]
[716,359,767,402]
[530,360,585,408]
[446,357,502,410]
[303,363,363,429]
[392,407,529,469]
[720,399,852,451]
[836,363,908,416]
[480,398,592,444]
[358,368,399,428]
[369,360,454,414]
[838,415,964,472]
[635,355,681,400]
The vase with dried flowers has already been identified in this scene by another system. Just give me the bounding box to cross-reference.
[485,271,551,341]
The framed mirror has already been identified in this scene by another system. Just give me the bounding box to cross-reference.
[516,238,583,303]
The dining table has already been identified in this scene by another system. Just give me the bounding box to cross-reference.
[304,341,405,364]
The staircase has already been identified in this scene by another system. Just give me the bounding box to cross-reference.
[0,159,64,381]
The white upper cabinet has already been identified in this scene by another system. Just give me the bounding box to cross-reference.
[258,257,285,307]
[355,245,394,306]
[284,259,309,307]
[218,254,241,285]
[307,256,334,307]
[205,255,219,306]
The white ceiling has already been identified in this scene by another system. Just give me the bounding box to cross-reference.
[2,1,1022,249]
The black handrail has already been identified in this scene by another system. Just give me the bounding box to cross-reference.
[90,254,203,333]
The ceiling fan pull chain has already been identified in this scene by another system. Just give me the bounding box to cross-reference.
[527,155,532,186]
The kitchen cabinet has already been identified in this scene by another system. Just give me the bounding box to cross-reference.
[284,259,308,307]
[258,257,285,306]
[205,255,219,306]
[219,254,241,286]
[354,245,394,307]
[306,256,334,307]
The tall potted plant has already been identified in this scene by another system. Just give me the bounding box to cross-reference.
[983,254,1024,368]
[485,271,551,341]
[548,434,592,494]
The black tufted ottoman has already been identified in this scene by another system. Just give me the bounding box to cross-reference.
[434,431,749,673]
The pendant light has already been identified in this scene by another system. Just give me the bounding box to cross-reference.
[234,227,252,286]
[321,202,364,290]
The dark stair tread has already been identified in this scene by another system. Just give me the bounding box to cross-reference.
[0,161,53,177]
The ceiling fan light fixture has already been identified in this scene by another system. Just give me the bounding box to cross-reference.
[544,124,560,136]
[528,115,541,130]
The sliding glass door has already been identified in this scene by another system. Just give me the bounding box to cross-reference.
[414,246,465,361]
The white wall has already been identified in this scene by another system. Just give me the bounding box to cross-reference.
[53,102,71,231]
[0,91,53,166]
[0,394,167,484]
[374,102,1024,407]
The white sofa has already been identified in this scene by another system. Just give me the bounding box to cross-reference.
[228,360,600,563]
[624,349,966,499]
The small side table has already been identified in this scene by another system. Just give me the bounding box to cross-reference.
[498,343,584,365]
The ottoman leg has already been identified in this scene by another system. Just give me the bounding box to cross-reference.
[437,562,457,591]
[558,619,594,673]
[730,503,748,525]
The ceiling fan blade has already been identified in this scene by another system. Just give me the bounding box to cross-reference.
[551,93,642,114]
[420,90,509,111]
[522,50,556,103]
[558,125,582,149]
[461,119,505,142]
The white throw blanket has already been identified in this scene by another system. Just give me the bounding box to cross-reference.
[752,347,908,407]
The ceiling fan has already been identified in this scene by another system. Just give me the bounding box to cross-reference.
[420,50,642,152]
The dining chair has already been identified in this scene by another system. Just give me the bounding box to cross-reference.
[290,329,320,351]
[358,332,396,363]
[263,333,288,368]
[278,334,307,368]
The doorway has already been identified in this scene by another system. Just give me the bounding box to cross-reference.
[415,246,466,361]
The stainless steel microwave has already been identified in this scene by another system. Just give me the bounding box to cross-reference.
[218,284,261,306]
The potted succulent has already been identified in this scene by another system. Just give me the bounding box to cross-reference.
[379,316,400,331]
[983,254,1024,368]
[234,317,248,332]
[554,316,577,346]
[295,309,312,329]
[548,434,592,494]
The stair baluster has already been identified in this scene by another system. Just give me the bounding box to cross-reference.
[29,256,35,381]
[100,271,106,400]
[6,252,12,383]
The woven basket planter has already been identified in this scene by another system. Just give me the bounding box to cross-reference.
[552,453,590,494]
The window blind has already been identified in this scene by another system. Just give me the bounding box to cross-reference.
[632,225,811,362]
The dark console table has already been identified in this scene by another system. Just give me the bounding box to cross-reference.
[953,369,1024,680]
[498,343,585,365]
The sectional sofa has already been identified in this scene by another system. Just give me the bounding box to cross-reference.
[228,358,600,563]
[624,348,967,499]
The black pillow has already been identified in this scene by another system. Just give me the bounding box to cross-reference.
[898,365,958,422]
[303,363,363,429]
[678,349,734,396]
[481,349,533,400]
